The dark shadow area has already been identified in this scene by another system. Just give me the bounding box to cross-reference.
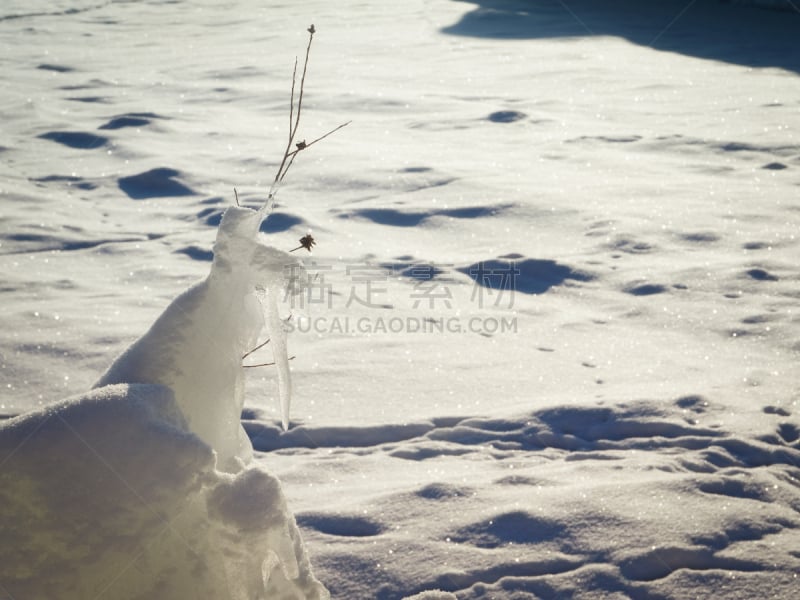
[197,206,224,226]
[38,130,108,149]
[623,282,668,296]
[416,482,474,499]
[442,0,800,73]
[488,109,528,122]
[31,174,98,190]
[37,63,76,72]
[336,204,513,227]
[295,513,385,537]
[197,206,305,232]
[118,167,195,200]
[0,232,143,255]
[242,418,435,451]
[451,510,568,547]
[175,245,213,261]
[458,257,594,294]
[99,112,164,130]
[745,267,779,281]
[259,211,306,233]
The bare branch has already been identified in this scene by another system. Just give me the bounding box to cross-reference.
[273,57,299,189]
[273,26,315,189]
[293,25,315,140]
[283,121,351,164]
[277,152,299,185]
[265,24,349,206]
[243,356,296,369]
[289,57,297,147]
[242,338,270,360]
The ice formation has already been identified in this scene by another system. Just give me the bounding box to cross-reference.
[0,206,326,599]
[95,205,306,467]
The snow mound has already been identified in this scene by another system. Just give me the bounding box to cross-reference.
[0,205,324,598]
[0,384,327,600]
[96,205,306,470]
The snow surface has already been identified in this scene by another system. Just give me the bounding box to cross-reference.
[2,0,800,598]
[0,385,327,599]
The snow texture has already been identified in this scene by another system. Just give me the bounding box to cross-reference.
[0,385,328,600]
[2,0,800,598]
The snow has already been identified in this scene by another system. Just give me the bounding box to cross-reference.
[0,199,315,595]
[0,385,327,599]
[1,0,800,598]
[94,205,305,466]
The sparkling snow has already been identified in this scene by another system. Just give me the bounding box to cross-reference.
[1,1,799,599]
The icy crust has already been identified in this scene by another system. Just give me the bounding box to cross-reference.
[95,206,306,470]
[0,384,328,600]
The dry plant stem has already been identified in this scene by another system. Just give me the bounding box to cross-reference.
[241,26,348,373]
[265,24,350,209]
[242,338,271,360]
[275,120,351,193]
[292,30,313,151]
[283,121,351,168]
[243,356,296,369]
[272,26,315,191]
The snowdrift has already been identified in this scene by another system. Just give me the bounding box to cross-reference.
[0,384,326,599]
[0,205,326,599]
[3,0,800,598]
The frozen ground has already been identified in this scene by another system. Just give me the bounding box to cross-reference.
[1,0,799,598]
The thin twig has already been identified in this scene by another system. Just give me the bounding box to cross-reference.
[289,57,297,148]
[233,187,240,207]
[243,356,296,369]
[293,25,315,140]
[273,26,315,188]
[278,152,299,185]
[265,24,349,207]
[242,338,270,360]
[274,57,300,188]
[283,121,351,165]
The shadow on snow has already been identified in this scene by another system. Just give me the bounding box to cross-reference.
[442,0,800,73]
